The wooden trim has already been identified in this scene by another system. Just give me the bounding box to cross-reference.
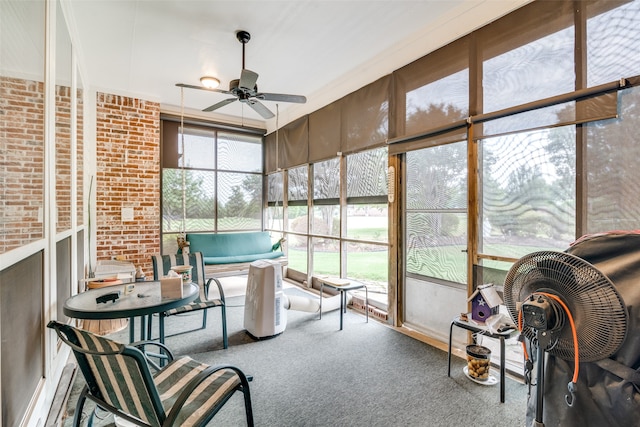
[339,153,347,277]
[466,122,478,311]
[477,253,518,264]
[388,154,401,326]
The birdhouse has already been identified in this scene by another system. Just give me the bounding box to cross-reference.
[468,284,502,323]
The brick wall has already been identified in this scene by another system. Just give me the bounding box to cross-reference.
[0,77,45,253]
[95,93,160,276]
[56,84,72,232]
[77,88,84,225]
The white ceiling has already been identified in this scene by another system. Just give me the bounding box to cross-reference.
[64,0,531,133]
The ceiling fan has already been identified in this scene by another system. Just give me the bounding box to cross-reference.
[176,30,306,119]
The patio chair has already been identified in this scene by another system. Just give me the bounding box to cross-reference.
[151,252,228,348]
[48,320,253,427]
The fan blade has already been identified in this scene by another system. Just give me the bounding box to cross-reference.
[175,83,232,95]
[246,99,275,119]
[256,93,307,103]
[239,69,259,90]
[203,98,237,112]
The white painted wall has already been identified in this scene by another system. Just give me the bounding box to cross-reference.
[403,276,468,348]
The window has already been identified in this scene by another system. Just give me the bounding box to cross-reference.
[269,152,390,293]
[161,121,262,253]
[393,36,468,142]
[266,171,283,232]
[586,86,640,231]
[312,158,340,237]
[346,148,388,242]
[481,127,576,258]
[405,142,467,284]
[217,172,261,230]
[587,1,640,86]
[287,166,308,274]
[310,158,341,276]
[218,132,262,172]
[405,69,468,136]
[482,6,575,115]
[162,169,215,233]
[345,148,389,290]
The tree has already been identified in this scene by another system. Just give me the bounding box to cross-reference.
[404,103,468,240]
[162,169,212,231]
[242,174,262,216]
[313,159,340,234]
[223,185,248,217]
[583,92,640,231]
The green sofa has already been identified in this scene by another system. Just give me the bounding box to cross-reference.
[186,232,284,265]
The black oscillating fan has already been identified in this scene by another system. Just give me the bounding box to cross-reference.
[504,250,628,427]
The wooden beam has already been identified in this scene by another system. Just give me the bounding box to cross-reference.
[388,154,401,326]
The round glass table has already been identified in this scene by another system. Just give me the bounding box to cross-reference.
[64,281,198,342]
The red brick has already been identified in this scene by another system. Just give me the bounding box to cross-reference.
[95,92,160,271]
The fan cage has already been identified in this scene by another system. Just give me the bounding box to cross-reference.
[504,251,627,362]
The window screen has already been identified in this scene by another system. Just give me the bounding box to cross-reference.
[405,141,467,283]
[266,172,283,232]
[586,85,640,231]
[587,0,640,87]
[313,158,340,237]
[481,127,576,258]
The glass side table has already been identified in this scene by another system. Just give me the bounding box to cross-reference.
[447,315,518,403]
[319,277,368,330]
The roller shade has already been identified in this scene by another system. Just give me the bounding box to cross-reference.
[309,101,341,163]
[474,88,619,139]
[264,131,281,173]
[162,120,180,168]
[392,36,469,141]
[389,79,622,154]
[388,122,468,155]
[341,75,390,153]
[282,116,309,169]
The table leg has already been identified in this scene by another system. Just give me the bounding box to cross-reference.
[343,290,347,314]
[339,290,344,330]
[364,286,368,323]
[319,283,324,320]
[500,336,505,403]
[447,321,454,377]
[129,317,135,343]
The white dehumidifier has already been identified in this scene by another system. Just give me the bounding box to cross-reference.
[244,259,287,339]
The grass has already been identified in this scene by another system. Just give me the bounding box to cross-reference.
[287,248,388,285]
[346,227,387,242]
[164,216,557,286]
[288,241,556,285]
[406,242,558,281]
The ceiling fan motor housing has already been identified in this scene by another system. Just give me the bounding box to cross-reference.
[175,29,306,119]
[236,30,251,44]
[185,29,305,119]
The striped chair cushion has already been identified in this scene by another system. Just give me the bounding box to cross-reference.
[73,328,162,427]
[164,298,223,316]
[151,252,209,302]
[154,357,241,427]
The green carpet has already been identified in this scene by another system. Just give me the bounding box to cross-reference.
[65,287,527,426]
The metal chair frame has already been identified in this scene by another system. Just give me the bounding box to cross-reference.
[151,252,228,348]
[48,321,253,427]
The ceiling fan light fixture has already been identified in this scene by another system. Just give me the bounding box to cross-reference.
[200,76,220,89]
[175,31,305,119]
